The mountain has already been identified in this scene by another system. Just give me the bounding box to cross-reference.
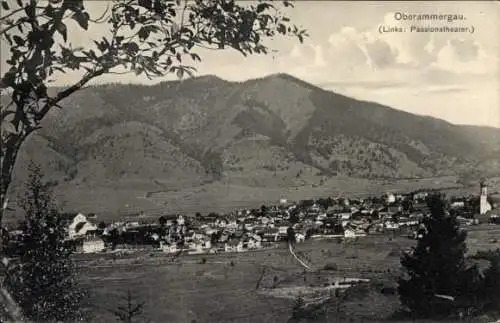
[6,73,500,213]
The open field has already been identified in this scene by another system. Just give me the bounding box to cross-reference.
[6,175,492,223]
[78,223,500,323]
[78,236,407,323]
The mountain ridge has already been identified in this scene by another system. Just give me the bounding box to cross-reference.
[4,73,500,209]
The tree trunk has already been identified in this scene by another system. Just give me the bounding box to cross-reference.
[1,135,26,322]
[0,161,11,232]
[0,280,25,322]
[1,205,25,322]
[0,133,23,230]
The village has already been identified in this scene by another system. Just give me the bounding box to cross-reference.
[4,182,497,258]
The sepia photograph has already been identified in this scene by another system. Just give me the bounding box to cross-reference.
[0,0,499,322]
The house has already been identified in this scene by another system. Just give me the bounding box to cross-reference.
[247,235,262,249]
[177,215,186,226]
[227,219,238,230]
[278,226,289,235]
[161,214,181,226]
[125,221,140,229]
[457,216,474,226]
[413,192,428,201]
[61,212,97,239]
[205,227,218,236]
[384,221,400,230]
[489,214,500,224]
[215,217,229,228]
[224,238,241,253]
[339,212,351,220]
[451,201,465,209]
[262,228,279,242]
[387,204,402,214]
[161,243,180,254]
[385,193,396,204]
[188,240,209,255]
[344,228,356,238]
[295,233,306,243]
[82,236,105,253]
[326,205,344,215]
[236,240,245,252]
[219,232,229,243]
[316,213,327,221]
[247,238,261,249]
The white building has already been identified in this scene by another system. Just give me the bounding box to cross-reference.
[63,213,97,239]
[224,240,244,253]
[386,193,396,204]
[82,237,105,253]
[177,215,186,226]
[278,226,289,235]
[480,180,492,215]
[451,201,465,208]
[295,233,306,243]
[247,237,262,249]
[344,229,356,238]
[161,243,179,254]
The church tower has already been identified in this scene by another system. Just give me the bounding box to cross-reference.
[480,179,492,215]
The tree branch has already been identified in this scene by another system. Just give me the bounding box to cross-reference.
[37,67,108,119]
[0,6,45,22]
[89,3,110,23]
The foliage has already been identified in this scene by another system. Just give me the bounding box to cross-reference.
[397,193,471,319]
[286,226,296,245]
[290,295,305,319]
[316,197,334,210]
[289,210,300,224]
[289,293,341,322]
[323,263,338,271]
[260,204,268,216]
[470,249,500,314]
[110,290,146,323]
[3,163,87,321]
[98,220,107,229]
[158,215,167,227]
[106,227,122,249]
[202,149,224,179]
[298,199,314,209]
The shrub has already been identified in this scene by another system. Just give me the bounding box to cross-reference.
[398,194,472,319]
[323,263,338,271]
[4,164,87,322]
[388,249,400,257]
[381,287,397,295]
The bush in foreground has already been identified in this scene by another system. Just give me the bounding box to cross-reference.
[3,163,87,321]
[398,193,499,320]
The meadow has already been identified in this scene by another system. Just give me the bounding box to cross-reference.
[77,223,500,323]
[35,174,494,223]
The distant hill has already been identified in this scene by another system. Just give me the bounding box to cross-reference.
[5,73,500,211]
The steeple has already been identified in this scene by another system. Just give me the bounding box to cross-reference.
[480,178,487,196]
[480,178,492,215]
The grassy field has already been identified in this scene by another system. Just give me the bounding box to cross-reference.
[77,223,500,323]
[8,175,484,223]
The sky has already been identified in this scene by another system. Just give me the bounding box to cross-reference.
[1,1,499,128]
